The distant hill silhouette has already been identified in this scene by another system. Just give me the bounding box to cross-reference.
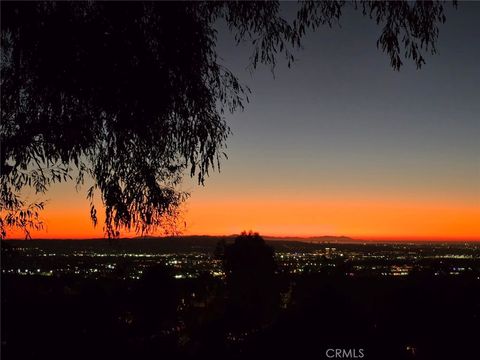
[3,235,357,253]
[263,235,356,243]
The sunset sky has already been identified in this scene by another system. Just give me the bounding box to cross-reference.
[10,3,480,241]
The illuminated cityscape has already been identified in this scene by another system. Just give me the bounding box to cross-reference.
[3,238,479,280]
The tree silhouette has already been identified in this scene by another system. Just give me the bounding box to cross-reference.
[0,1,455,238]
[223,232,278,331]
[136,264,179,333]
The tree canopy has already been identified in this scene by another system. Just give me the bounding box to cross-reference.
[0,1,455,239]
[223,231,278,330]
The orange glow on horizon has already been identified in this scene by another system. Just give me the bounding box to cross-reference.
[4,194,480,241]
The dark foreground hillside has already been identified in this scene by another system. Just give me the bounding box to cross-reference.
[2,271,479,360]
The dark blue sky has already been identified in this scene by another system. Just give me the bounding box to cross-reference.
[195,2,479,200]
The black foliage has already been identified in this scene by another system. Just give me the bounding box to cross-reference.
[223,232,279,331]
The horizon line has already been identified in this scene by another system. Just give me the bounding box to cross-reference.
[3,234,480,243]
